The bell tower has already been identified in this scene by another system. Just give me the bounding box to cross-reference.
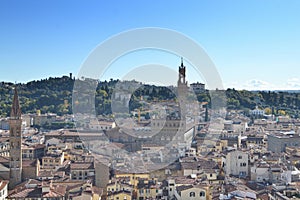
[177,58,189,119]
[9,87,22,189]
[177,57,188,95]
[178,58,186,84]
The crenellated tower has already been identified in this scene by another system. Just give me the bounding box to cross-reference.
[177,58,189,119]
[9,87,22,189]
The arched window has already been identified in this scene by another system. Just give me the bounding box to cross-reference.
[200,191,205,197]
[190,192,195,197]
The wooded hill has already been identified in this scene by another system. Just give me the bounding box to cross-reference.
[1,76,300,118]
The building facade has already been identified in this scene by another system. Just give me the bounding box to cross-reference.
[190,82,205,93]
[225,150,249,177]
[268,133,300,153]
[0,180,8,200]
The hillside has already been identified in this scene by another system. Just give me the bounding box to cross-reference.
[1,76,300,118]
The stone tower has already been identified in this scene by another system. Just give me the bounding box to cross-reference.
[177,58,188,119]
[9,87,22,189]
[177,57,189,97]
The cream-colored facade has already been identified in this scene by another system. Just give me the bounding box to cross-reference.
[115,173,150,187]
[70,162,95,181]
[137,187,158,200]
[107,182,133,193]
[225,150,249,177]
[47,143,67,152]
[42,152,64,169]
[88,120,116,131]
[175,185,210,200]
[107,191,131,200]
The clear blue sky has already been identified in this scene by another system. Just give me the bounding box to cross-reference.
[1,0,300,90]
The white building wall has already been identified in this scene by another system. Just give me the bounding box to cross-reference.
[251,166,269,182]
[226,150,249,177]
[0,181,8,200]
[175,187,206,200]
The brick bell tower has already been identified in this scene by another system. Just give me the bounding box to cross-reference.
[9,87,22,189]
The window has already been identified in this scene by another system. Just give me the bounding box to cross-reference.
[238,155,242,159]
[200,191,205,197]
[240,171,246,176]
[190,192,195,197]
